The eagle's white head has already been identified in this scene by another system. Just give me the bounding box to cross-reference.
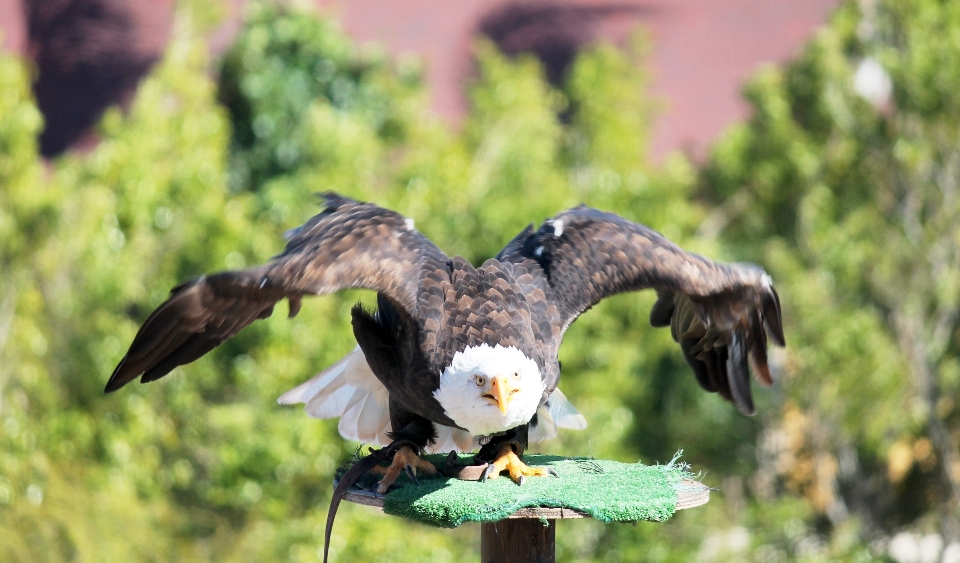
[433,344,544,437]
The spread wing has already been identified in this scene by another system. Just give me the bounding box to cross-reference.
[498,205,785,415]
[105,193,448,393]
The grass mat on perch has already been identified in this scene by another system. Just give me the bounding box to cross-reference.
[337,453,698,528]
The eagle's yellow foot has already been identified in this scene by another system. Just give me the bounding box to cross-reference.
[480,444,559,485]
[369,445,436,494]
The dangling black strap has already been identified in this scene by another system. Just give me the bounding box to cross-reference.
[322,440,418,563]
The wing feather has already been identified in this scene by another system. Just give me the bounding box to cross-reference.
[106,194,448,393]
[498,205,785,415]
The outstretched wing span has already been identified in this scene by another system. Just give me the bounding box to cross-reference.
[105,193,447,393]
[498,206,785,415]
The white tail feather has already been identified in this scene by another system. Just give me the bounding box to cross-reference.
[529,387,587,443]
[279,346,392,447]
[337,389,370,440]
[547,387,588,430]
[427,425,479,454]
[355,393,390,443]
[452,427,477,451]
[430,424,456,454]
[529,408,557,444]
[278,350,351,405]
[306,385,354,419]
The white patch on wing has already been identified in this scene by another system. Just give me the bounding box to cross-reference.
[405,218,415,231]
[529,386,587,443]
[278,345,392,447]
[552,219,564,237]
[433,344,544,436]
[535,246,544,257]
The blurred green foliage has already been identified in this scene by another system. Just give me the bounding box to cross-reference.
[2,0,959,561]
[702,0,960,549]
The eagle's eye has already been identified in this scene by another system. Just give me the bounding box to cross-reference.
[512,371,521,380]
[475,376,486,387]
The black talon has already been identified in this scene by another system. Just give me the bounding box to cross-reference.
[405,464,420,486]
[518,475,526,486]
[547,468,559,478]
[480,463,496,483]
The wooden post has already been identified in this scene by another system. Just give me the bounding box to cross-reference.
[480,519,555,563]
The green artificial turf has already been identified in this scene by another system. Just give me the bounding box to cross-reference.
[361,454,693,528]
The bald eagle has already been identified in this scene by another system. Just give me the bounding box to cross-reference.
[107,193,783,492]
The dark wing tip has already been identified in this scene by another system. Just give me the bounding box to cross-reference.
[727,331,756,416]
[105,274,281,395]
[104,361,130,394]
[664,292,776,415]
[764,287,786,346]
[747,307,774,387]
[103,331,181,395]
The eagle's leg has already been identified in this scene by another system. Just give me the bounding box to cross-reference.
[370,411,438,494]
[479,444,558,485]
[369,444,437,494]
[475,425,558,485]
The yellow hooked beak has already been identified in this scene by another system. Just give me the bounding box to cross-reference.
[484,375,518,415]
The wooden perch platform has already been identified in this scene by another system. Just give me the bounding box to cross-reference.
[334,455,710,562]
[342,474,710,563]
[343,477,710,517]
